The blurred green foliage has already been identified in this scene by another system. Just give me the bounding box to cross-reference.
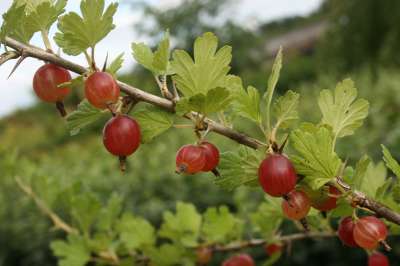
[2,0,400,265]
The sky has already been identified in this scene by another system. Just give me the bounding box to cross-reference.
[0,0,322,117]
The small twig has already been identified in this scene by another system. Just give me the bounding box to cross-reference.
[14,176,78,234]
[0,50,20,66]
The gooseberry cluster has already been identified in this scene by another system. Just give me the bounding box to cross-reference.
[222,254,255,266]
[175,141,220,175]
[32,68,142,170]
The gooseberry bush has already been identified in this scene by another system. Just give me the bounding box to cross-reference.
[1,1,400,265]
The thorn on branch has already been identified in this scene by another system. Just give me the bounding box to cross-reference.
[7,50,28,79]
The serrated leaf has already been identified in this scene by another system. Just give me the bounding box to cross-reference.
[382,145,400,178]
[159,202,201,247]
[153,32,170,73]
[251,197,283,236]
[357,161,387,198]
[106,53,124,76]
[0,3,35,43]
[176,87,232,115]
[318,79,369,140]
[171,32,232,96]
[117,213,156,251]
[329,198,353,218]
[231,85,261,123]
[392,180,400,203]
[54,0,118,55]
[201,206,243,243]
[272,90,299,129]
[290,127,341,190]
[50,235,90,266]
[352,155,371,190]
[66,99,109,136]
[131,42,154,71]
[216,145,264,190]
[26,0,66,32]
[133,106,174,143]
[264,47,282,129]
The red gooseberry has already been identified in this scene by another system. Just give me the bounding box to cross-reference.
[368,252,389,266]
[176,144,206,174]
[103,114,141,171]
[337,216,359,247]
[282,190,311,220]
[85,71,120,109]
[199,141,220,172]
[353,216,388,250]
[222,254,255,266]
[265,243,283,256]
[258,154,297,197]
[196,247,213,265]
[310,185,341,211]
[33,63,72,116]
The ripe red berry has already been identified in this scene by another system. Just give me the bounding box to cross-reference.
[265,243,283,256]
[258,154,297,197]
[222,254,255,266]
[176,144,206,174]
[338,216,359,247]
[353,216,388,250]
[282,190,311,220]
[103,114,141,171]
[199,141,220,172]
[368,252,389,266]
[196,247,212,265]
[33,63,72,116]
[85,71,120,109]
[310,185,341,211]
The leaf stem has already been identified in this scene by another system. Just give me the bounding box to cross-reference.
[40,30,53,53]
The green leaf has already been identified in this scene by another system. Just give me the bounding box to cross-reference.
[392,180,400,203]
[131,42,155,71]
[201,206,243,243]
[54,0,118,55]
[357,161,387,198]
[351,155,371,190]
[272,90,300,130]
[264,47,283,130]
[153,32,170,73]
[216,145,264,190]
[147,244,187,266]
[131,31,171,75]
[330,198,353,218]
[290,127,342,190]
[50,235,90,266]
[263,252,282,266]
[70,193,102,234]
[382,145,400,178]
[96,194,122,232]
[26,0,66,32]
[117,213,156,251]
[133,106,174,143]
[106,53,124,76]
[159,202,202,247]
[0,3,35,43]
[231,85,261,123]
[318,79,369,140]
[251,197,283,236]
[171,32,232,96]
[66,99,109,136]
[176,87,232,115]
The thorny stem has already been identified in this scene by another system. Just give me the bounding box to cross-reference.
[3,36,400,225]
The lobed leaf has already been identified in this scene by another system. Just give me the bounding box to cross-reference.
[272,90,300,129]
[216,145,264,190]
[159,202,202,247]
[133,105,175,143]
[106,53,124,77]
[382,145,400,178]
[171,32,232,96]
[290,127,341,190]
[50,235,90,266]
[318,79,369,140]
[55,0,118,55]
[231,85,262,124]
[66,99,109,136]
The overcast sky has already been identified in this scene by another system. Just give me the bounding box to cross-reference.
[0,0,322,117]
